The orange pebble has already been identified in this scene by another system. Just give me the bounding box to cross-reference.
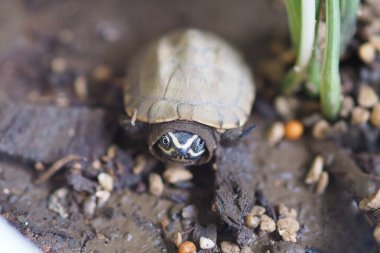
[178,241,197,253]
[284,120,304,140]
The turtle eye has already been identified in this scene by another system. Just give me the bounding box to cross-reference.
[160,135,171,147]
[194,138,205,152]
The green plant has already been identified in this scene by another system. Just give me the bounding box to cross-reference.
[281,0,359,120]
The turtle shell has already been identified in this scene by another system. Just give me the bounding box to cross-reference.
[124,29,255,130]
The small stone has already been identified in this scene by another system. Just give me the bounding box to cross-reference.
[351,107,370,125]
[359,189,380,211]
[374,225,380,244]
[370,104,380,128]
[240,246,253,253]
[92,160,102,170]
[95,190,111,207]
[278,204,297,219]
[277,218,300,242]
[148,173,164,196]
[178,241,196,253]
[83,195,97,216]
[182,205,198,219]
[266,122,285,145]
[102,144,118,162]
[34,161,45,171]
[305,155,324,184]
[358,85,379,108]
[163,165,193,183]
[316,171,329,194]
[274,96,293,119]
[244,214,260,229]
[74,75,88,101]
[259,214,276,234]
[369,35,380,52]
[220,241,240,253]
[92,65,112,82]
[48,188,69,218]
[199,236,215,249]
[339,96,355,118]
[173,232,183,247]
[359,42,376,64]
[312,120,331,139]
[132,154,147,175]
[250,205,266,216]
[331,120,348,135]
[97,173,114,192]
[51,57,67,73]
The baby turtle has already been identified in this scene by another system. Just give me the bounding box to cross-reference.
[124,29,255,165]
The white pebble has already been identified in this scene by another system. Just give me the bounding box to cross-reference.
[199,236,215,249]
[305,155,324,184]
[97,173,114,192]
[266,122,285,145]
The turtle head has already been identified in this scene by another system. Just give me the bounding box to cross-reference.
[155,131,206,163]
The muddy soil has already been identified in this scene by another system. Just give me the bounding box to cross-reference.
[0,1,377,253]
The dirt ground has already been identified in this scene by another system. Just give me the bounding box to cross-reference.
[0,1,378,253]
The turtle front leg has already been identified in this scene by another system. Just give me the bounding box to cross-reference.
[213,143,256,246]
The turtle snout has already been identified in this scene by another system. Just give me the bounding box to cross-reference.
[176,150,189,159]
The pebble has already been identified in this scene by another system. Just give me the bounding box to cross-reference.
[266,122,285,145]
[259,214,276,234]
[359,189,380,211]
[369,35,380,52]
[182,205,198,219]
[148,173,164,196]
[220,241,240,253]
[240,246,253,253]
[95,190,111,207]
[370,103,380,128]
[51,57,67,73]
[199,236,215,249]
[132,154,147,175]
[351,106,370,125]
[358,84,379,108]
[339,96,355,118]
[92,65,112,82]
[277,217,300,242]
[274,96,293,119]
[244,214,260,229]
[374,224,380,244]
[359,42,376,64]
[316,171,329,194]
[305,155,324,185]
[97,173,114,192]
[178,241,196,253]
[83,195,97,216]
[173,232,183,247]
[250,205,266,216]
[34,161,45,171]
[163,165,193,184]
[312,120,331,139]
[278,203,297,219]
[74,75,88,101]
[48,188,69,218]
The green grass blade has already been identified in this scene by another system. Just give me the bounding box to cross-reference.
[321,0,341,120]
[285,0,301,51]
[339,0,359,56]
[281,0,316,94]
